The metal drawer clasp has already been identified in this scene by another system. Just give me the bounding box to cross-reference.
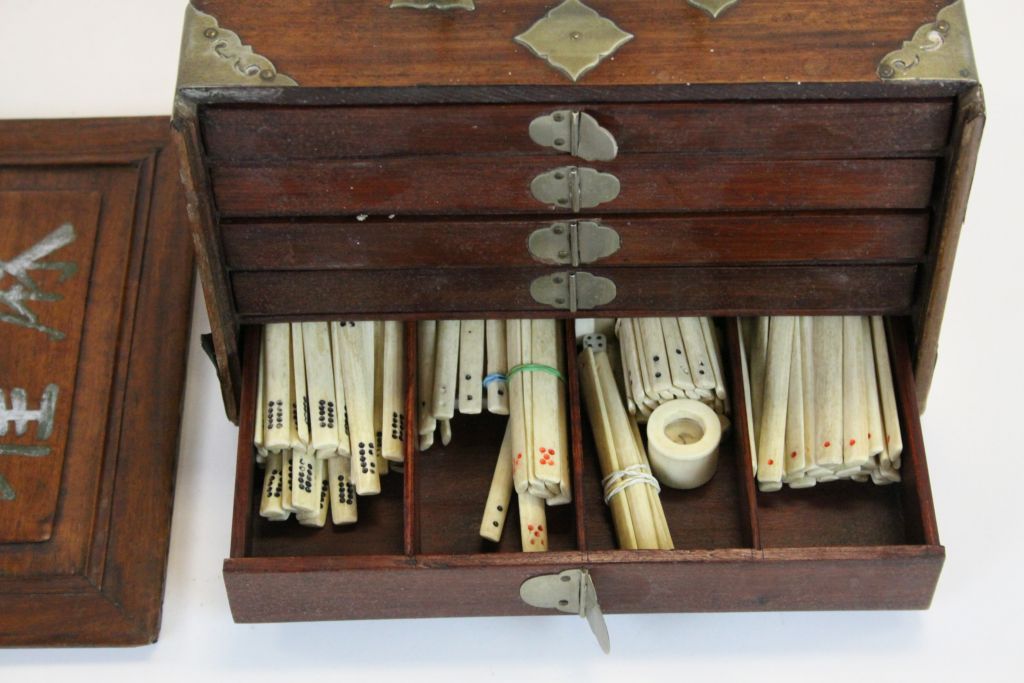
[520,569,610,653]
[531,166,620,212]
[528,220,621,266]
[530,272,616,312]
[529,110,618,161]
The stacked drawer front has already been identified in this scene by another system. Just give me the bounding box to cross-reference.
[202,99,953,318]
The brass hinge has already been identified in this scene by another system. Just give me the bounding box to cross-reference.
[531,167,620,212]
[520,569,610,653]
[528,221,621,266]
[529,110,618,161]
[530,272,617,312]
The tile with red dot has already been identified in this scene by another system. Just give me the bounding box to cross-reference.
[538,447,556,466]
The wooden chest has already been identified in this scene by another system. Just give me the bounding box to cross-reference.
[172,0,984,632]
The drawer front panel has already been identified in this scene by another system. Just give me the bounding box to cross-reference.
[213,157,936,218]
[222,213,930,271]
[202,100,953,162]
[231,265,917,318]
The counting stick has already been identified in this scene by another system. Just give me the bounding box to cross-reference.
[262,324,292,452]
[861,317,885,459]
[594,343,660,549]
[871,316,903,469]
[579,343,638,550]
[439,418,453,447]
[701,317,728,403]
[329,322,351,458]
[531,319,562,491]
[417,320,438,437]
[842,316,869,469]
[327,455,357,525]
[373,321,386,466]
[617,319,650,418]
[630,417,673,550]
[736,320,759,475]
[813,317,844,470]
[680,317,716,392]
[484,320,509,415]
[381,321,406,462]
[288,324,319,513]
[519,320,538,492]
[280,448,296,512]
[479,422,514,542]
[457,320,485,415]
[297,458,329,528]
[302,322,340,458]
[661,317,695,397]
[290,323,311,451]
[291,447,318,514]
[254,343,268,466]
[638,317,673,400]
[749,317,770,442]
[258,451,289,521]
[799,317,827,477]
[431,320,461,420]
[338,321,381,495]
[757,316,795,492]
[518,492,548,552]
[507,319,529,494]
[784,321,807,482]
[548,323,572,506]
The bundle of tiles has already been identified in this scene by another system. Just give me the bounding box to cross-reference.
[254,321,406,527]
[615,317,729,422]
[416,320,510,451]
[470,320,571,552]
[740,316,904,492]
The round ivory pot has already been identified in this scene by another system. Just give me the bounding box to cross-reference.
[645,399,722,490]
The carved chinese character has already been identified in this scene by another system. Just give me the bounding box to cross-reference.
[1,223,77,340]
[0,384,59,457]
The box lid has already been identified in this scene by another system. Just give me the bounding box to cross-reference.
[177,0,978,99]
[0,118,193,646]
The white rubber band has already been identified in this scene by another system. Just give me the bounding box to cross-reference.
[601,464,661,505]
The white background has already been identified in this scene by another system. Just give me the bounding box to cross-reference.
[1,1,1022,680]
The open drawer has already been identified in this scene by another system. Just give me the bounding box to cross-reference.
[223,316,941,622]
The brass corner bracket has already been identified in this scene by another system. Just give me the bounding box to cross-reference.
[177,4,298,89]
[878,0,977,82]
[688,0,741,19]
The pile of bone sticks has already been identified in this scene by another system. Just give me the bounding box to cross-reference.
[578,333,673,550]
[418,320,571,552]
[740,316,904,492]
[615,317,729,422]
[254,321,406,527]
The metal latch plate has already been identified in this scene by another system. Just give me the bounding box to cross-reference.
[531,166,620,212]
[528,221,620,266]
[520,568,610,653]
[530,272,617,312]
[529,110,618,161]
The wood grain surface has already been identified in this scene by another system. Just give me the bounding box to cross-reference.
[0,118,193,647]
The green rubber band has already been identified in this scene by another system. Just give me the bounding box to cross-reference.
[506,363,565,382]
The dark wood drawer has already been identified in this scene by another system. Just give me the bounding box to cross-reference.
[212,156,936,218]
[222,213,930,271]
[202,100,953,162]
[231,265,917,320]
[225,318,942,622]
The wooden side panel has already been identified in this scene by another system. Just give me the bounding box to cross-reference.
[0,118,192,647]
[212,157,937,218]
[222,213,931,271]
[232,265,917,319]
[202,101,954,161]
